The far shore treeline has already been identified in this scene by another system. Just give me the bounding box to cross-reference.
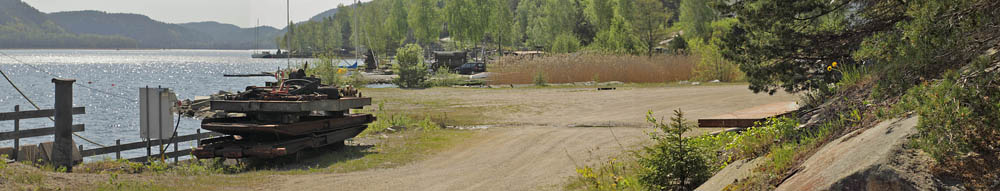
[280,0,718,57]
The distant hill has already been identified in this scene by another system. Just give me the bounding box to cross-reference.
[1,0,344,49]
[179,21,280,49]
[48,11,214,49]
[0,0,137,48]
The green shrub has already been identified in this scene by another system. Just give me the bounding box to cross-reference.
[725,117,799,160]
[898,63,1000,162]
[550,33,581,53]
[638,109,712,191]
[571,157,642,191]
[305,54,346,86]
[533,70,547,86]
[392,44,430,88]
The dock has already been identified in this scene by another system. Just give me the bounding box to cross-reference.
[698,101,798,128]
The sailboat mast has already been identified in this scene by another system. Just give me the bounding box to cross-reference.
[354,0,359,61]
[255,19,259,53]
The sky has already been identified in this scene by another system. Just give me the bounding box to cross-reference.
[21,0,367,28]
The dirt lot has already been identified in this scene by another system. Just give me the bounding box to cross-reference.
[264,85,795,190]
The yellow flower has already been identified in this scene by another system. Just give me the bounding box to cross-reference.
[832,61,838,68]
[827,66,833,71]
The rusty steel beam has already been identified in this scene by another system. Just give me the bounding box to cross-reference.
[210,97,371,112]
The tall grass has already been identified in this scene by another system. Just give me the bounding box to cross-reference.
[488,53,696,85]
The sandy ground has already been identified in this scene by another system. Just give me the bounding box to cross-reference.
[266,85,795,191]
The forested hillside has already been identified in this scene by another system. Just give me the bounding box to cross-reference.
[48,11,215,49]
[280,0,691,54]
[179,21,280,49]
[1,0,286,49]
[280,0,738,81]
[0,0,137,48]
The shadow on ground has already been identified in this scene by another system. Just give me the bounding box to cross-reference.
[240,143,376,171]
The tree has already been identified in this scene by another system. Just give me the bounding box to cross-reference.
[490,0,517,54]
[639,109,711,191]
[385,0,408,52]
[392,44,430,88]
[678,0,714,40]
[408,0,442,45]
[635,0,668,55]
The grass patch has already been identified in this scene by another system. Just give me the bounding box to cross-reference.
[281,128,480,174]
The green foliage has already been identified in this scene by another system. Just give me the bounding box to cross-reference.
[407,0,442,45]
[427,70,476,87]
[0,154,7,170]
[634,0,669,55]
[0,23,138,48]
[897,64,1000,162]
[726,117,798,159]
[533,70,548,86]
[516,0,580,50]
[638,109,711,191]
[678,0,715,40]
[667,35,687,53]
[550,33,582,53]
[719,0,998,95]
[305,55,344,85]
[392,44,431,88]
[571,157,642,191]
[833,63,871,88]
[279,15,346,54]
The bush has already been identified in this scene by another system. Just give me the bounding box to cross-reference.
[305,54,346,86]
[638,109,711,191]
[550,33,581,53]
[899,61,1000,163]
[392,44,430,88]
[533,70,548,86]
[725,117,799,159]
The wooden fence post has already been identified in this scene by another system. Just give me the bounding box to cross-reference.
[52,78,75,172]
[12,105,19,161]
[172,131,178,163]
[115,139,121,160]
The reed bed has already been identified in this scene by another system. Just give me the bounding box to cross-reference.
[487,53,696,85]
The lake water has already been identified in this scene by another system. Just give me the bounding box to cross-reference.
[0,49,359,160]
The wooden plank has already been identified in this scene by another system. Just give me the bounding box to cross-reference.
[698,119,765,128]
[80,132,222,157]
[127,149,194,163]
[0,124,84,141]
[0,107,85,121]
[698,102,798,128]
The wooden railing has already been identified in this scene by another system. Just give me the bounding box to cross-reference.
[0,105,86,161]
[2,79,223,170]
[79,130,221,163]
[0,79,81,171]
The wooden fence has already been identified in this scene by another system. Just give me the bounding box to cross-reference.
[78,130,220,163]
[1,78,221,171]
[0,106,86,162]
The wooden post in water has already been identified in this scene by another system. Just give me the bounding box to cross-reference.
[12,105,19,161]
[52,78,75,172]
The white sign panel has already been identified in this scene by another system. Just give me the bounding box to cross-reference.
[139,88,177,140]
